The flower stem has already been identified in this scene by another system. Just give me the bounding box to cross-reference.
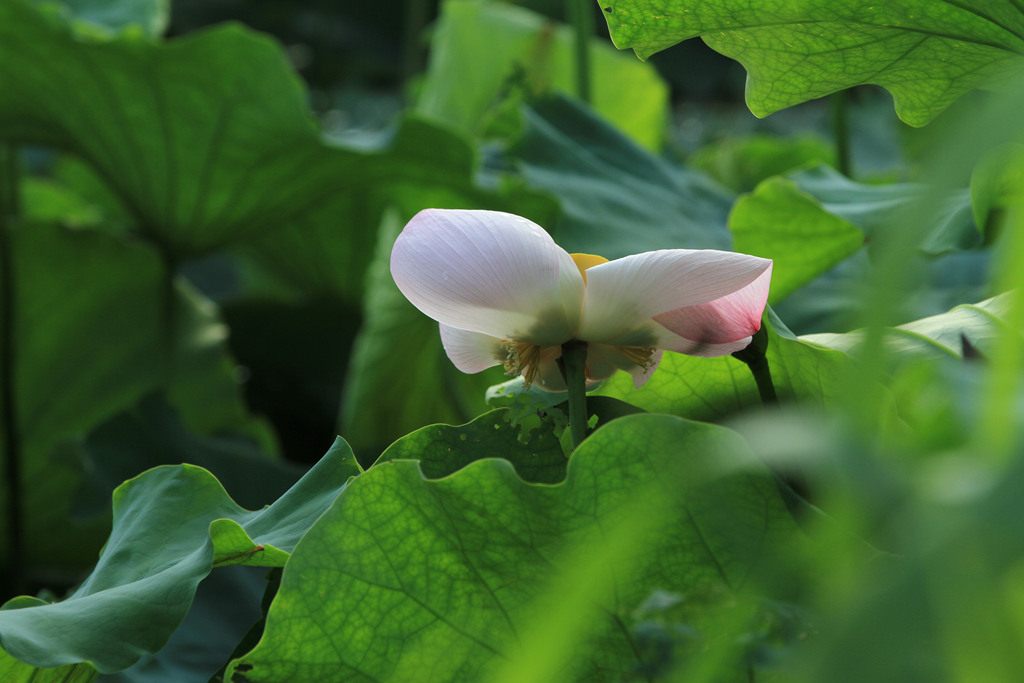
[401,0,430,99]
[830,89,852,177]
[732,326,777,405]
[157,247,179,387]
[558,340,589,450]
[0,144,25,596]
[567,0,594,104]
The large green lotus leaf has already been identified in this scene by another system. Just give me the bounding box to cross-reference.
[226,414,803,682]
[601,0,1024,126]
[375,408,566,484]
[593,316,854,421]
[730,176,865,303]
[0,224,262,570]
[101,566,267,683]
[0,438,358,673]
[0,0,307,255]
[509,95,735,256]
[0,1,506,258]
[417,0,668,150]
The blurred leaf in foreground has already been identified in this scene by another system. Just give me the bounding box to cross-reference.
[971,142,1024,236]
[804,292,1016,361]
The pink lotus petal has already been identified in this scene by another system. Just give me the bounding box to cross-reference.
[577,250,772,346]
[438,324,504,373]
[658,332,755,358]
[391,209,584,346]
[654,263,772,345]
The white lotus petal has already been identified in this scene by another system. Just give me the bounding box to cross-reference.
[577,250,772,345]
[654,264,772,344]
[391,209,584,346]
[531,347,604,392]
[582,343,621,383]
[438,324,504,373]
[585,343,662,386]
[532,346,566,392]
[629,350,663,388]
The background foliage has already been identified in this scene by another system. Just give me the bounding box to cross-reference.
[1,0,1023,681]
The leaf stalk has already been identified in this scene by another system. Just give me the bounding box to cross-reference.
[0,144,24,596]
[830,90,852,177]
[567,0,594,104]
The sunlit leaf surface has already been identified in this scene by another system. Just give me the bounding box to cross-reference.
[601,0,1024,125]
[227,414,802,682]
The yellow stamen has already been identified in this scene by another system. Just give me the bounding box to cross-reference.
[615,345,657,370]
[570,253,609,285]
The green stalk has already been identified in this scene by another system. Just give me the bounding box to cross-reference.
[732,326,777,405]
[401,0,431,98]
[558,340,589,450]
[978,206,1024,460]
[830,90,852,177]
[0,144,24,596]
[158,248,178,386]
[567,0,594,104]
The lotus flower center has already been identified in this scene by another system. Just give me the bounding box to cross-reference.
[570,253,609,285]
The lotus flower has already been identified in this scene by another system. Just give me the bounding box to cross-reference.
[390,209,773,391]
